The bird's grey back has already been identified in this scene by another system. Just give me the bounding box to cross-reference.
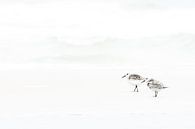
[147,79,164,89]
[128,74,144,80]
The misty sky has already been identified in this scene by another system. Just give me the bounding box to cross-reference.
[0,0,195,8]
[0,0,195,63]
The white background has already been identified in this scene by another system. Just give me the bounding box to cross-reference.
[0,0,195,128]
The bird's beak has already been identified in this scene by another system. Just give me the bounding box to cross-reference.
[141,78,148,83]
[122,75,126,78]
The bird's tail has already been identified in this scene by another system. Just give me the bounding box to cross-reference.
[162,87,168,89]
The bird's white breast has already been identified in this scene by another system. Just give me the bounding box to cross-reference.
[127,79,143,86]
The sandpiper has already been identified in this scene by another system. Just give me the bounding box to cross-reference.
[122,73,147,92]
[146,79,167,97]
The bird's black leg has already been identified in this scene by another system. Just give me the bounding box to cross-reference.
[134,85,138,92]
[133,85,137,92]
[155,91,158,97]
[137,86,139,92]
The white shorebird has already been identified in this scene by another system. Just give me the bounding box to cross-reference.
[122,73,147,92]
[146,79,168,97]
